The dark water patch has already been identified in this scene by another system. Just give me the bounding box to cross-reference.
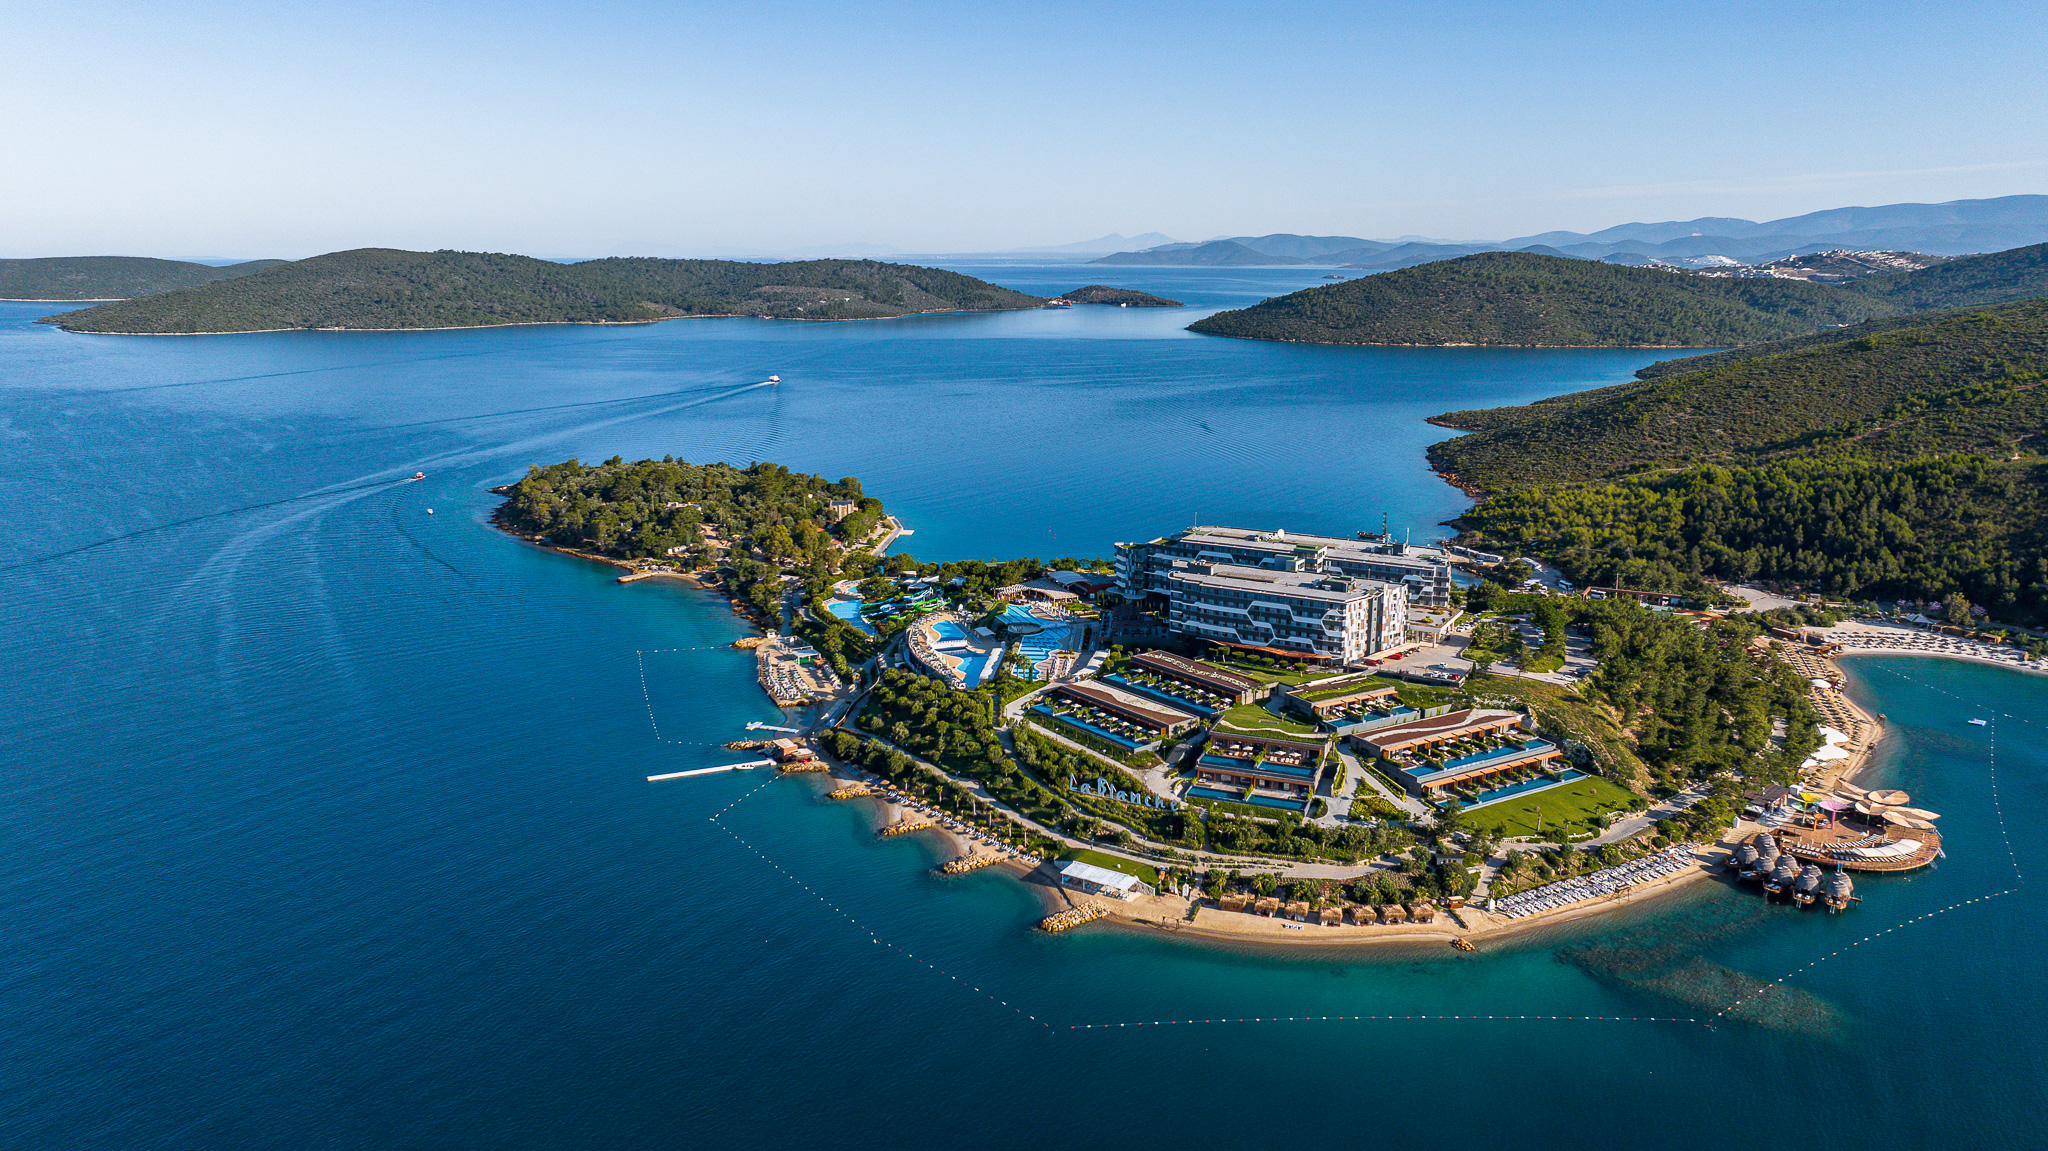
[1557,886,1850,1039]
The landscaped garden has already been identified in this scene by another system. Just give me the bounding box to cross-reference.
[1212,702,1320,736]
[1459,774,1641,840]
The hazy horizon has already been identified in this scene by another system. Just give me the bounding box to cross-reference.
[3,0,2044,260]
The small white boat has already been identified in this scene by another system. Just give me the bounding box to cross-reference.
[1968,718,1988,726]
[767,375,781,383]
[426,509,434,515]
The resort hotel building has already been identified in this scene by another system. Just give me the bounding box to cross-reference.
[1116,558,1407,664]
[1115,526,1454,608]
[1349,708,1567,801]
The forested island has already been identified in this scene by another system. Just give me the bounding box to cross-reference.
[42,248,1046,333]
[1058,285,1184,306]
[1431,296,2048,622]
[0,256,284,301]
[1189,244,2048,347]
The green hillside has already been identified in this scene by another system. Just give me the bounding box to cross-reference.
[0,256,285,301]
[1187,243,2048,348]
[1059,285,1183,306]
[43,249,1045,333]
[1186,252,1891,346]
[1429,298,2048,492]
[1837,240,2048,311]
[1429,297,2048,621]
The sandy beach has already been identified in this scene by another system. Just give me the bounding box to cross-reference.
[1013,842,1731,951]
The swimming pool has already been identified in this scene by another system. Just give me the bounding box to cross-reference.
[927,619,971,647]
[1462,770,1585,809]
[1187,786,1308,812]
[1003,605,1073,679]
[1031,707,1141,748]
[954,650,999,686]
[825,598,877,636]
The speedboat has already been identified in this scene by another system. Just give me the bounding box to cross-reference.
[1968,718,1988,726]
[767,375,781,384]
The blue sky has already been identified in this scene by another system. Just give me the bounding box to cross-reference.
[2,0,2043,258]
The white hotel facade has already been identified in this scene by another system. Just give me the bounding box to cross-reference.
[1116,527,1419,662]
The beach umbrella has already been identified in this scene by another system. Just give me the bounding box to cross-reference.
[1867,789,1911,806]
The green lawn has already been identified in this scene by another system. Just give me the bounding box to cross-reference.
[1202,657,1323,686]
[1056,848,1161,887]
[1462,774,1641,840]
[1213,703,1320,735]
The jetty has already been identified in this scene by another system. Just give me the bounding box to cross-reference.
[878,816,935,838]
[647,759,773,781]
[826,784,878,799]
[940,854,1000,876]
[1040,904,1108,933]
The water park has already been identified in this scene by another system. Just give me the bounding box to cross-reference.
[825,578,945,636]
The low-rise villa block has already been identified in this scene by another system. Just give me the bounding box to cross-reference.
[1278,673,1402,719]
[1188,730,1329,811]
[1043,681,1200,743]
[1122,651,1261,704]
[1350,707,1564,800]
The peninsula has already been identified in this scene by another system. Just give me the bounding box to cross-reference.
[506,451,1944,952]
[41,248,1046,334]
[0,255,285,301]
[1187,242,2048,348]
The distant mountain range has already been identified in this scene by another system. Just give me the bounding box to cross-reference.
[1090,195,2048,269]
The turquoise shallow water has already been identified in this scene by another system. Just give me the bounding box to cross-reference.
[4,274,2046,1148]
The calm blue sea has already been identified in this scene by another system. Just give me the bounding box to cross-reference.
[3,271,2045,1148]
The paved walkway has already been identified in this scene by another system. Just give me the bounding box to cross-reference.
[1585,784,1709,845]
[1333,747,1430,819]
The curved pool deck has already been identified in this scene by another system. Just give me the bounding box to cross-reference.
[1002,604,1075,680]
[910,615,1003,687]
